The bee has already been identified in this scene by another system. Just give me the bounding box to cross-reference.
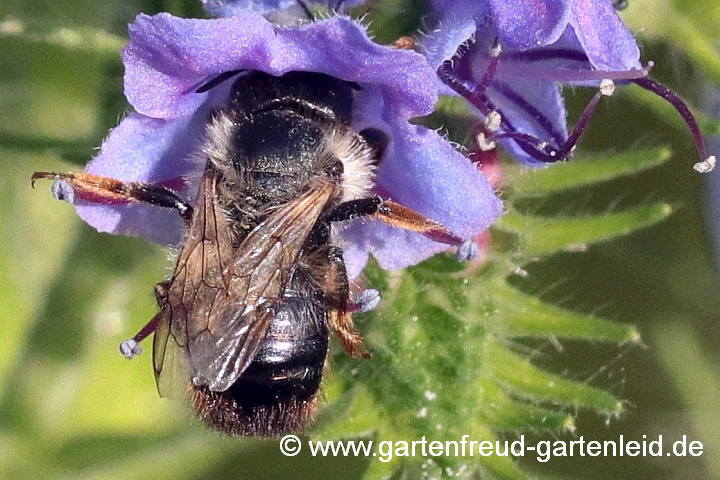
[32,70,464,436]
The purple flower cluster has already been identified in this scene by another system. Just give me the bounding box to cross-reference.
[48,0,715,277]
[425,0,714,168]
[69,10,501,278]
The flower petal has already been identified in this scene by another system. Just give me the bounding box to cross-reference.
[570,0,640,70]
[123,12,277,119]
[488,80,568,163]
[200,0,368,17]
[77,11,503,278]
[75,112,207,245]
[424,0,572,66]
[420,3,489,69]
[339,123,503,277]
[124,13,438,121]
[75,75,235,244]
[201,0,298,15]
[489,0,571,50]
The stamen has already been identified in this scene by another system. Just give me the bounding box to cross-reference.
[491,81,566,146]
[475,38,501,96]
[118,309,166,359]
[557,90,604,158]
[440,63,561,162]
[503,49,589,63]
[489,132,560,161]
[438,61,493,116]
[490,64,651,83]
[440,61,607,163]
[393,36,416,50]
[633,76,711,169]
[120,339,142,359]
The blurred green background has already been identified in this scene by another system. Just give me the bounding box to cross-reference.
[1,0,719,478]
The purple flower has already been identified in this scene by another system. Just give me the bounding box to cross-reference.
[64,12,501,278]
[200,0,365,17]
[425,0,714,168]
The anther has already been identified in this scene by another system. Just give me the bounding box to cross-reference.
[693,155,717,173]
[476,132,497,151]
[484,111,502,132]
[600,79,616,96]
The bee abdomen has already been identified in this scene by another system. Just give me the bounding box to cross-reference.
[191,297,329,437]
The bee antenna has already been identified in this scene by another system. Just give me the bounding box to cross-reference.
[196,70,245,93]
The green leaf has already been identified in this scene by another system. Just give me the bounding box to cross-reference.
[652,320,720,474]
[505,148,672,197]
[0,131,96,164]
[488,347,624,416]
[483,281,642,343]
[495,203,674,255]
[478,379,576,432]
[0,17,125,56]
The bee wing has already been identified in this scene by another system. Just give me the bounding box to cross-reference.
[185,181,336,392]
[152,170,235,398]
[153,170,334,396]
[152,306,189,399]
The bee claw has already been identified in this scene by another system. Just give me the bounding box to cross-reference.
[120,339,143,359]
[455,240,479,262]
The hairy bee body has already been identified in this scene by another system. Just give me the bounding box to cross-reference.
[191,269,330,436]
[34,69,455,438]
[172,71,378,436]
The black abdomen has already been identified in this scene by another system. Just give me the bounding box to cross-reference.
[191,286,329,437]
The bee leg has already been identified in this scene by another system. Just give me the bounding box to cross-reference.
[329,310,370,359]
[325,197,464,247]
[327,247,371,359]
[31,172,193,225]
[154,281,171,306]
